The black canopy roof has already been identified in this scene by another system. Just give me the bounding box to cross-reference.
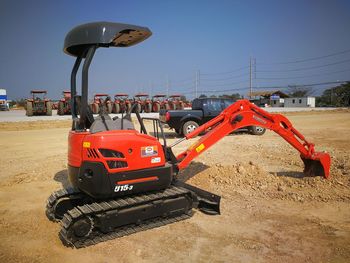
[64,22,152,57]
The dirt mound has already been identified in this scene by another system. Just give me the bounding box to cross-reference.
[184,156,350,203]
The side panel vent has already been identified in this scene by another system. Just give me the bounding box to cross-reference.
[107,161,128,169]
[87,148,99,158]
[99,149,125,158]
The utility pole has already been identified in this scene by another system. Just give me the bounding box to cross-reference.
[249,57,252,99]
[195,70,200,98]
[166,75,169,97]
[149,81,153,97]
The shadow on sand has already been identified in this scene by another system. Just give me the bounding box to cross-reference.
[275,171,306,179]
[176,161,210,182]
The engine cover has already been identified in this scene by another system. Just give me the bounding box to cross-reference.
[68,130,172,198]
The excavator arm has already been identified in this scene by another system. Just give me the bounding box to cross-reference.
[174,100,331,178]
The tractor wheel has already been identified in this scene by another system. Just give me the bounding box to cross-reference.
[26,102,33,116]
[107,103,113,114]
[145,103,152,113]
[46,102,52,116]
[164,103,170,110]
[249,126,266,136]
[120,104,126,113]
[182,121,199,137]
[126,103,132,113]
[92,103,99,114]
[135,103,142,113]
[113,103,120,114]
[170,103,176,110]
[58,101,64,115]
[153,103,160,112]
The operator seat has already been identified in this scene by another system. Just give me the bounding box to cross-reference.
[90,115,135,133]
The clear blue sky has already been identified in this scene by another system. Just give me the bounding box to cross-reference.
[1,0,349,100]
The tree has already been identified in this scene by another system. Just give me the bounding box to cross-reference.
[199,94,207,98]
[287,85,313,97]
[316,82,350,107]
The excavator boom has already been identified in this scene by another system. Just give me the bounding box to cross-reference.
[175,100,331,178]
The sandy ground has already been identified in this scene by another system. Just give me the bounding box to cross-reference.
[0,110,349,263]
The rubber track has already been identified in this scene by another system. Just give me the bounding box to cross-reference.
[58,186,193,248]
[46,187,83,222]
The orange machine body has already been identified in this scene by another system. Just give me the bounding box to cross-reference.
[67,130,172,198]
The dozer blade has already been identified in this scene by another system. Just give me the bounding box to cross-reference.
[301,152,331,179]
[173,180,221,215]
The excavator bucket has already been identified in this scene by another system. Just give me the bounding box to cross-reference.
[301,152,331,179]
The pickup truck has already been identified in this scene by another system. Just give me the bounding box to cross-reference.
[159,97,266,136]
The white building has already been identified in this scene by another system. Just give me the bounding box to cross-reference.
[249,90,289,107]
[284,97,315,108]
[0,89,9,111]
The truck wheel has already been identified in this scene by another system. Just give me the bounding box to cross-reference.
[249,126,266,136]
[145,103,152,113]
[58,101,64,115]
[114,103,120,114]
[26,102,33,116]
[182,121,199,136]
[46,102,52,116]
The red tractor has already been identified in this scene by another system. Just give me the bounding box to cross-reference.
[52,102,59,110]
[134,93,152,113]
[25,90,52,116]
[152,94,169,112]
[168,94,184,110]
[112,93,131,113]
[90,93,113,114]
[57,91,72,115]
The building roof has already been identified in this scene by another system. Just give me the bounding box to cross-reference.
[250,90,289,98]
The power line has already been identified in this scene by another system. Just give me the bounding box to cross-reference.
[181,80,349,96]
[200,79,248,88]
[256,68,350,81]
[197,87,246,94]
[257,58,350,73]
[170,76,194,84]
[259,48,350,65]
[253,80,348,90]
[201,72,248,82]
[200,66,249,76]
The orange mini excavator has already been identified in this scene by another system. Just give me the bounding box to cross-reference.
[46,22,331,248]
